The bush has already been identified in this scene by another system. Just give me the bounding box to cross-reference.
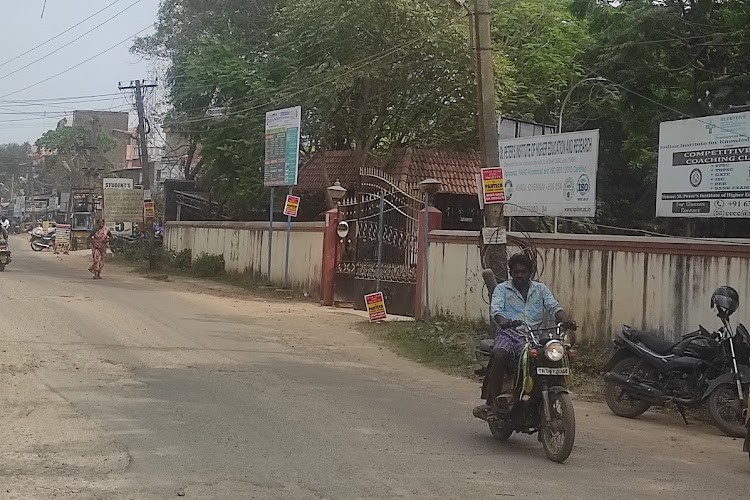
[173,249,192,270]
[192,253,225,277]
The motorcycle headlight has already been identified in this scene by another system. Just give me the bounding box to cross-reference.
[544,340,565,362]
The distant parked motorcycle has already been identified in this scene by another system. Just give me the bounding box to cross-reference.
[30,231,55,251]
[604,286,750,437]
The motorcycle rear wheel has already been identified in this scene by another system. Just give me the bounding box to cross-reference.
[541,391,575,463]
[604,357,653,418]
[488,421,513,441]
[30,240,45,252]
[707,383,748,438]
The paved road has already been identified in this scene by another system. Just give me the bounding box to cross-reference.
[1,237,749,499]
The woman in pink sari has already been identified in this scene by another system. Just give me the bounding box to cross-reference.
[88,219,111,279]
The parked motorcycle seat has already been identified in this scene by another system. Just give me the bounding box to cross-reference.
[478,338,494,353]
[628,329,675,355]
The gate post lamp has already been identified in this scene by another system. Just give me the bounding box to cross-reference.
[327,179,347,206]
[419,178,442,321]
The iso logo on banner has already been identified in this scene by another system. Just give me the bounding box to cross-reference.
[577,174,591,200]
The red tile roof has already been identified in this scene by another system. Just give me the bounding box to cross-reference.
[297,148,481,196]
[296,150,376,193]
[382,148,482,195]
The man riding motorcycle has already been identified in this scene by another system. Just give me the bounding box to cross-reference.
[0,216,10,240]
[474,253,576,421]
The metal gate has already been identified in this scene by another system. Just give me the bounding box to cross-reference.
[335,168,422,316]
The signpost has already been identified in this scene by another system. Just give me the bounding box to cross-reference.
[498,130,599,218]
[264,106,301,285]
[365,292,387,322]
[656,111,750,218]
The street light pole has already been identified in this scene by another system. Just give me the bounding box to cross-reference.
[558,76,608,133]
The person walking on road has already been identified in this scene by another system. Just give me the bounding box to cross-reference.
[88,219,112,279]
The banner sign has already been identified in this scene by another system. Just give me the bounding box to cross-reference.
[656,111,750,218]
[498,129,599,217]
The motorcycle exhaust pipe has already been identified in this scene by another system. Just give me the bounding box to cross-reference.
[604,372,666,402]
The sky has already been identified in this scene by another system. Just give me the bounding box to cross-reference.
[0,0,162,145]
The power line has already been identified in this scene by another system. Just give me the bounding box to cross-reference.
[0,25,153,101]
[583,67,750,142]
[0,0,126,70]
[0,92,123,104]
[0,0,144,83]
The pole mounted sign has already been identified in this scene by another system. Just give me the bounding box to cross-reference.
[264,106,301,187]
[656,111,750,218]
[283,195,300,217]
[481,167,506,204]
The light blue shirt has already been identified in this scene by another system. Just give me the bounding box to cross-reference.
[490,280,563,329]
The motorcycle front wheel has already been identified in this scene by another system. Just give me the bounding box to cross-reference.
[540,391,575,463]
[604,357,653,418]
[707,383,748,438]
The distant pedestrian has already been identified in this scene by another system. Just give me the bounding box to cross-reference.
[88,219,111,279]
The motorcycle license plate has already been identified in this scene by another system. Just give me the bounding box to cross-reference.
[536,367,570,376]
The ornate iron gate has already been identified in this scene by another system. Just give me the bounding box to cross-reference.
[335,168,422,316]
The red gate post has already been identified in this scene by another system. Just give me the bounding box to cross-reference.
[415,206,442,320]
[321,208,340,306]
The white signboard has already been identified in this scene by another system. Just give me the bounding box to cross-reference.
[103,178,134,190]
[498,130,599,217]
[656,112,750,218]
[103,178,135,233]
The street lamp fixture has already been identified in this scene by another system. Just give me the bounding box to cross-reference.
[418,178,442,200]
[327,179,347,205]
[558,76,609,133]
[418,178,441,322]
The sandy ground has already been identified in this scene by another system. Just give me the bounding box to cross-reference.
[0,236,749,499]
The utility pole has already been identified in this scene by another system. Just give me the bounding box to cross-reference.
[119,79,158,266]
[473,0,507,281]
[119,80,157,192]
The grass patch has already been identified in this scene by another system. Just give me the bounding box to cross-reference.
[109,246,316,303]
[192,253,225,277]
[363,316,610,396]
[363,316,491,378]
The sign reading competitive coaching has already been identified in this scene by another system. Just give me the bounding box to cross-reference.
[656,111,750,218]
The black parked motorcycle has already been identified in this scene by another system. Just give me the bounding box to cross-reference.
[604,286,750,437]
[475,321,578,463]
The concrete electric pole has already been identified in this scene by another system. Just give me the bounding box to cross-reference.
[473,0,507,281]
[119,79,158,267]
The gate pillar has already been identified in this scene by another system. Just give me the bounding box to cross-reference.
[321,208,340,306]
[415,206,442,320]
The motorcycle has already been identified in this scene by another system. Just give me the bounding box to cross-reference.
[0,238,11,271]
[604,287,750,437]
[475,321,578,463]
[30,230,55,251]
